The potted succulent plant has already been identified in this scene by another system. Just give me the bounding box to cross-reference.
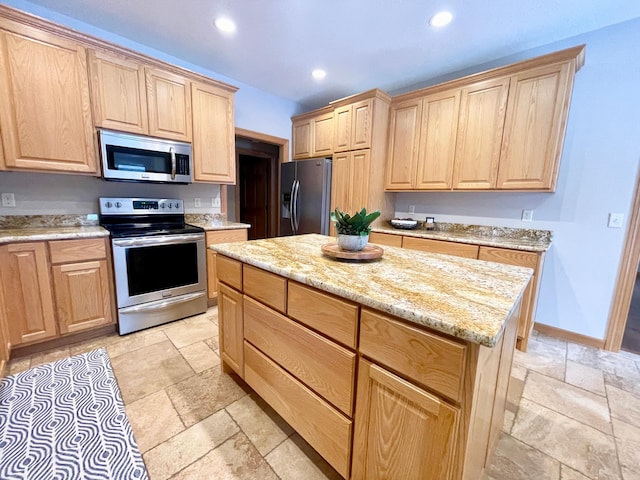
[331,207,381,251]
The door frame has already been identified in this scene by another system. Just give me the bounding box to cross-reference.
[236,149,276,239]
[605,165,640,351]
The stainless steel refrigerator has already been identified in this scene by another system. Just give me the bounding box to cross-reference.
[280,158,332,236]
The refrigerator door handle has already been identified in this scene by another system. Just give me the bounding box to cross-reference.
[292,179,300,233]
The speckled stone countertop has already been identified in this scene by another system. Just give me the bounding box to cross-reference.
[211,234,532,347]
[186,214,250,231]
[372,222,552,252]
[0,226,110,244]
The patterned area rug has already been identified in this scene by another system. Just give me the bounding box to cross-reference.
[0,348,148,479]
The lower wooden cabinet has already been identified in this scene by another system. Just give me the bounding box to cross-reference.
[351,358,459,480]
[0,277,12,374]
[402,236,479,259]
[206,229,248,303]
[218,281,244,377]
[0,238,115,349]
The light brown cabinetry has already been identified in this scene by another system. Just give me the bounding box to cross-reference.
[0,242,57,345]
[333,98,372,152]
[292,107,334,159]
[205,229,248,304]
[88,49,148,135]
[49,238,113,334]
[330,149,371,232]
[145,67,192,142]
[0,274,12,374]
[402,236,479,259]
[192,81,236,183]
[0,22,96,174]
[218,281,244,377]
[385,45,584,192]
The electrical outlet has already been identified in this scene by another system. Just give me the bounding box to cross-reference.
[212,196,221,208]
[408,205,415,214]
[194,197,201,208]
[608,213,624,228]
[1,193,15,207]
[521,209,533,222]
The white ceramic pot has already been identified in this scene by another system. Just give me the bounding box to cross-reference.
[337,233,369,251]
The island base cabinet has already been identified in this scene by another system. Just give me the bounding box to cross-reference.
[218,282,244,377]
[351,358,459,480]
[244,342,352,478]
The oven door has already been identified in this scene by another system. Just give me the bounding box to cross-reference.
[111,233,206,308]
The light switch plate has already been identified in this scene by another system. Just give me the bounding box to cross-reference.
[521,209,533,222]
[1,193,15,207]
[608,213,624,228]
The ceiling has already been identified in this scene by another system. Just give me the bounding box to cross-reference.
[22,0,640,109]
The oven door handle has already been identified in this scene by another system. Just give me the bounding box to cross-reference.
[119,292,206,314]
[170,147,176,180]
[113,233,204,247]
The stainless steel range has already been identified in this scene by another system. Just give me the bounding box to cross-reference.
[99,197,207,334]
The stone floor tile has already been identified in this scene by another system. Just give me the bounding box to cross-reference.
[29,346,70,367]
[125,390,185,453]
[622,467,640,480]
[607,384,640,427]
[106,329,168,359]
[612,418,640,478]
[110,340,194,404]
[511,398,620,479]
[484,432,560,480]
[514,337,566,380]
[560,465,592,479]
[502,409,516,433]
[565,359,606,396]
[506,375,525,412]
[226,393,294,456]
[535,332,569,349]
[179,341,220,374]
[266,433,342,480]
[143,409,239,480]
[67,332,120,356]
[165,367,248,427]
[510,362,527,381]
[163,315,217,349]
[6,356,31,375]
[568,343,639,378]
[522,371,611,434]
[171,432,278,480]
[604,370,640,397]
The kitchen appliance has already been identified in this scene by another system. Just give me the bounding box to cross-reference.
[98,129,193,184]
[280,158,332,236]
[99,197,207,334]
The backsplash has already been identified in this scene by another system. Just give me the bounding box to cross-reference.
[427,222,553,242]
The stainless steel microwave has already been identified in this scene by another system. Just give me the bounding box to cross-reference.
[98,129,193,184]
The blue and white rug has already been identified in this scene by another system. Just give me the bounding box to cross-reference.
[0,348,148,479]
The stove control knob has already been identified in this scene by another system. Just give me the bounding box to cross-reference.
[105,201,113,208]
[167,203,173,209]
[160,203,166,209]
[115,202,122,208]
[174,202,180,209]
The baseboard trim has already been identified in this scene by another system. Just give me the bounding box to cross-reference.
[534,323,605,349]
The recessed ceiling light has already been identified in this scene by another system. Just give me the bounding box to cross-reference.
[214,16,236,33]
[429,11,453,27]
[312,69,327,80]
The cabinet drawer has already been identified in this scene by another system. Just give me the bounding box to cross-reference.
[243,265,287,313]
[359,308,467,402]
[369,232,402,248]
[288,282,358,349]
[216,255,242,291]
[206,229,248,245]
[244,342,352,478]
[478,246,538,269]
[245,296,356,416]
[49,238,107,264]
[402,237,479,258]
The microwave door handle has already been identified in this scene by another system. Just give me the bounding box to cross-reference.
[170,147,176,180]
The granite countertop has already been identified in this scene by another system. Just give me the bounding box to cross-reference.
[372,223,552,252]
[187,220,251,231]
[0,226,109,244]
[211,233,532,347]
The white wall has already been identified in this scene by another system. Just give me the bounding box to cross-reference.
[0,0,301,216]
[394,18,640,340]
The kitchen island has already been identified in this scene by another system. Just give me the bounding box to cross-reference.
[211,234,532,479]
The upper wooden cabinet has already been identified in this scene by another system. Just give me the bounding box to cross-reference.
[330,149,371,236]
[145,67,192,142]
[292,107,334,159]
[385,45,584,192]
[0,23,97,174]
[333,98,372,152]
[88,49,148,135]
[192,81,236,183]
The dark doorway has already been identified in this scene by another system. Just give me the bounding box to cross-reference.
[234,136,280,239]
[622,273,640,354]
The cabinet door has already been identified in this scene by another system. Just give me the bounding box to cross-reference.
[402,237,479,259]
[453,77,509,189]
[311,111,334,157]
[192,81,235,183]
[416,89,460,190]
[146,67,192,141]
[351,359,459,480]
[350,149,371,213]
[497,62,573,190]
[0,279,11,374]
[333,105,351,152]
[0,26,96,173]
[87,49,148,135]
[52,260,113,334]
[206,230,248,302]
[330,150,371,235]
[292,118,312,159]
[0,243,57,345]
[218,282,244,377]
[385,98,422,190]
[331,151,352,216]
[335,99,372,153]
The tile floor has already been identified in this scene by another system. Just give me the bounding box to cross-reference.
[6,308,640,480]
